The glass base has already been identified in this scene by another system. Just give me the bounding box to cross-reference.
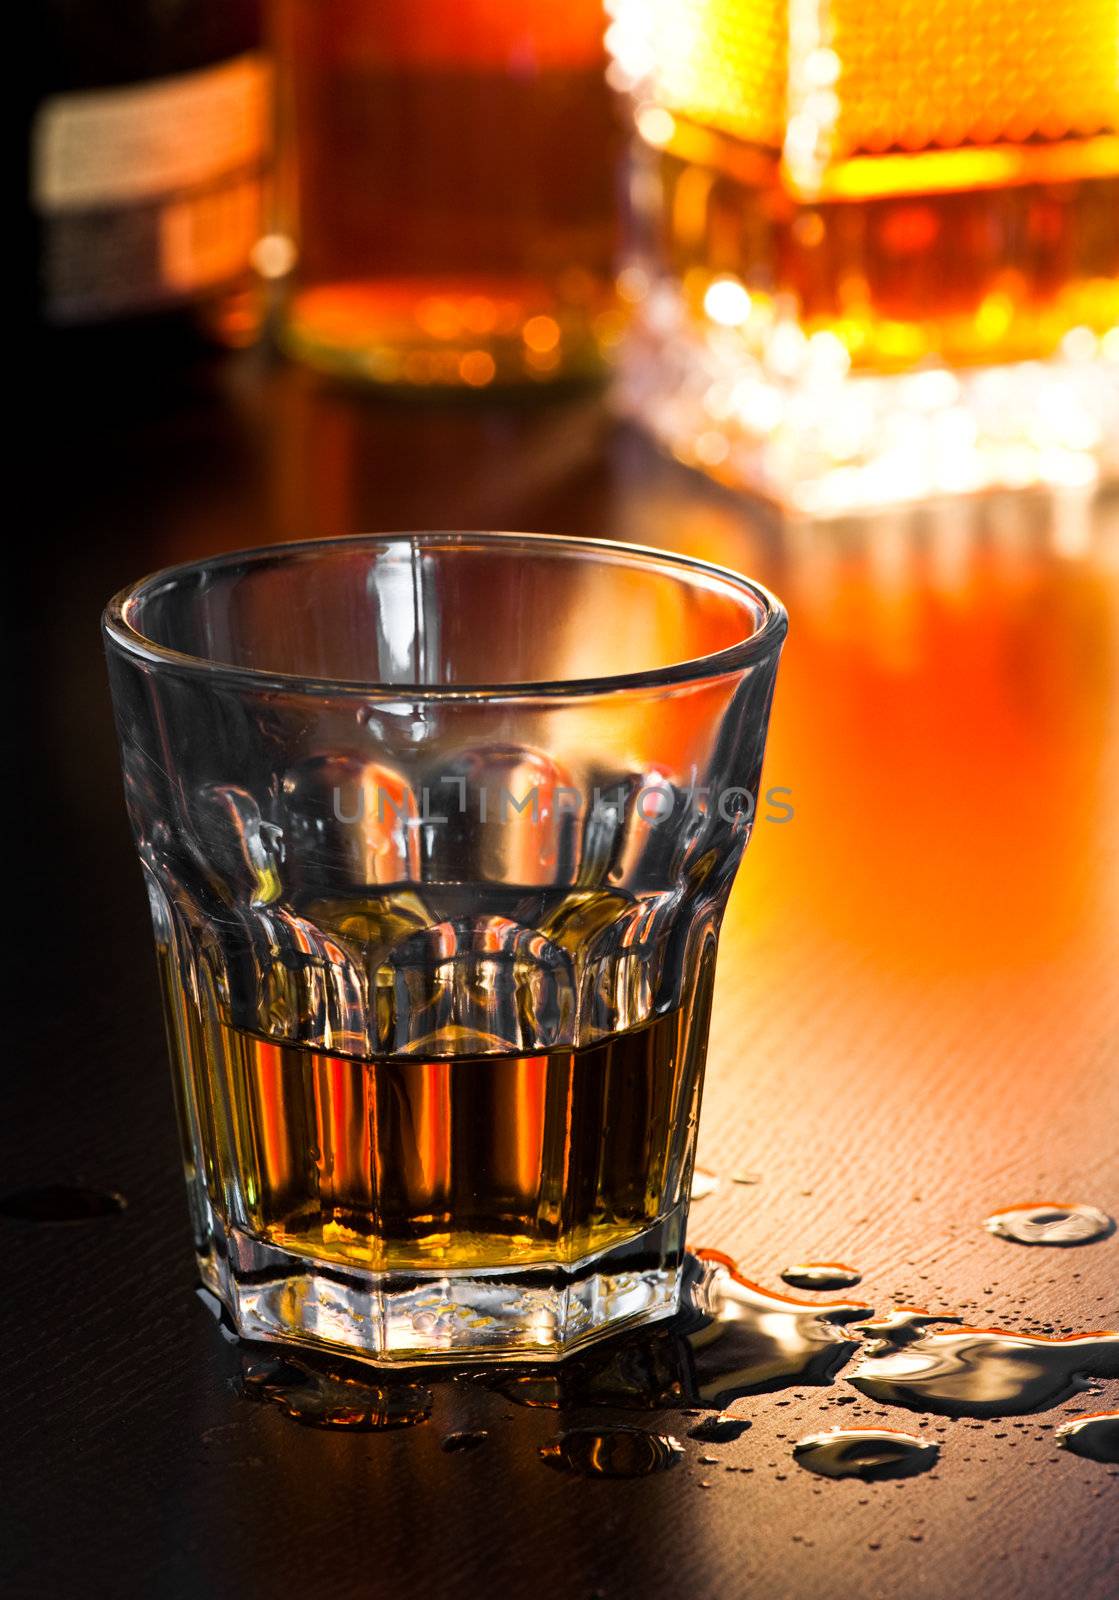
[279,275,616,389]
[199,1207,686,1365]
[621,281,1119,514]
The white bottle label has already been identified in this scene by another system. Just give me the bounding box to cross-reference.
[32,53,270,319]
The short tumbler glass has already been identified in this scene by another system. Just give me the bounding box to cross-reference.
[104,533,786,1364]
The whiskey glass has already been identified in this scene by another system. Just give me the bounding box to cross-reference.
[104,533,785,1363]
[607,0,1119,510]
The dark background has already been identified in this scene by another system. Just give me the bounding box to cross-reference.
[7,348,1119,1598]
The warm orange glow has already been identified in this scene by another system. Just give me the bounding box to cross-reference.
[743,528,1118,973]
[318,1055,372,1220]
[522,314,561,354]
[510,1057,549,1198]
[458,350,496,387]
[605,494,1118,1219]
[251,1041,294,1203]
[312,0,608,71]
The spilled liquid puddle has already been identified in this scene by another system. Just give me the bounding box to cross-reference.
[851,1308,963,1347]
[481,1250,873,1413]
[481,1261,1119,1436]
[231,1250,1118,1473]
[781,1263,863,1292]
[688,1249,874,1407]
[539,1427,683,1478]
[1055,1412,1119,1464]
[0,1184,127,1222]
[240,1352,432,1430]
[847,1324,1119,1417]
[983,1202,1114,1247]
[793,1429,939,1481]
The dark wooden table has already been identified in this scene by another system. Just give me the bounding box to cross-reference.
[9,349,1118,1599]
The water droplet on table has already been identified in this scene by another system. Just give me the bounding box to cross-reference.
[1055,1412,1119,1464]
[781,1263,863,1291]
[983,1203,1114,1246]
[0,1184,126,1222]
[688,1412,751,1443]
[848,1325,1119,1416]
[240,1351,432,1430]
[538,1427,684,1478]
[441,1429,488,1453]
[793,1428,939,1480]
[691,1168,720,1200]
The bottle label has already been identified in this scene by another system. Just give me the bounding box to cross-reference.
[32,53,270,322]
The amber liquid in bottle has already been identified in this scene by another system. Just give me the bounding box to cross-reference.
[273,0,622,386]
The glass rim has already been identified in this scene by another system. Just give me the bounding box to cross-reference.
[103,531,787,701]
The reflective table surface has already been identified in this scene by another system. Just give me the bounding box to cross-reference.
[8,351,1118,1599]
